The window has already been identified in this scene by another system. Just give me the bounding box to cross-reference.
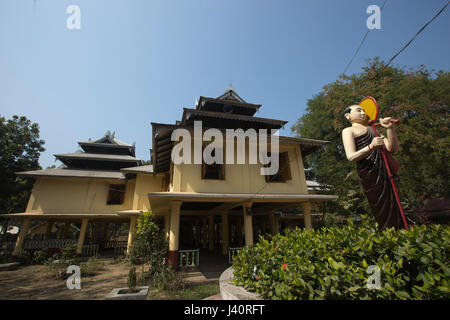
[201,148,225,180]
[107,184,126,205]
[265,152,292,183]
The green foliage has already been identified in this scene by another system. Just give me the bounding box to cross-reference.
[232,216,450,300]
[130,212,184,291]
[291,58,450,216]
[0,115,45,214]
[150,265,185,292]
[81,256,106,275]
[44,255,106,278]
[128,267,137,292]
[128,212,168,270]
[14,250,34,265]
[147,281,219,300]
[32,249,54,265]
[60,245,77,260]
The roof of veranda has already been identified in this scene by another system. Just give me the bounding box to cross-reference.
[147,191,337,215]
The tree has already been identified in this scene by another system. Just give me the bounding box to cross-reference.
[128,212,168,277]
[0,115,45,214]
[292,58,449,221]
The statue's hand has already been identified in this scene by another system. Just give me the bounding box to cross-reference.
[370,137,385,149]
[380,117,394,128]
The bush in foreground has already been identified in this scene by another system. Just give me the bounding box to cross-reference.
[232,216,449,300]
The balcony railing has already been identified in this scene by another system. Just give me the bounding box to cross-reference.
[82,244,99,256]
[113,241,128,254]
[23,239,77,250]
[179,249,200,268]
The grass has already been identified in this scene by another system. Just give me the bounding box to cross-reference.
[147,281,220,300]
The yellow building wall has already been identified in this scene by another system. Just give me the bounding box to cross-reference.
[25,174,162,214]
[173,142,308,194]
[132,173,163,211]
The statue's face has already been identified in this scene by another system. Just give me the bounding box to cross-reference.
[345,105,367,124]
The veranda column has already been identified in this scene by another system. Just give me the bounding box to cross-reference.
[126,216,138,256]
[242,202,254,246]
[76,218,89,255]
[301,202,313,230]
[269,212,279,235]
[168,200,182,270]
[201,217,207,249]
[221,212,229,255]
[208,215,214,252]
[12,218,31,255]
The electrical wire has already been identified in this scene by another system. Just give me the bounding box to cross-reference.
[384,1,449,68]
[343,0,388,76]
[342,1,449,96]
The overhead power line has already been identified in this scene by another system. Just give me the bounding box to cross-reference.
[384,1,449,68]
[343,0,388,75]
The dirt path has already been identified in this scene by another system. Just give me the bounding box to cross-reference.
[0,260,131,300]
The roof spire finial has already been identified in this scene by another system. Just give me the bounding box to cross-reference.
[226,83,234,92]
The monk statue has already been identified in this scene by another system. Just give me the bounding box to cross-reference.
[342,104,405,229]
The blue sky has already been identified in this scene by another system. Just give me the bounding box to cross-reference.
[1,0,449,168]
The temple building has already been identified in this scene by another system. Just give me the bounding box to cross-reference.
[4,87,337,269]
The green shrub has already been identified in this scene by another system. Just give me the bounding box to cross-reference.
[80,256,106,276]
[150,265,185,292]
[32,249,53,264]
[14,250,33,264]
[128,212,168,275]
[60,245,77,260]
[232,216,450,300]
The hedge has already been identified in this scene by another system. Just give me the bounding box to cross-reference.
[232,216,449,300]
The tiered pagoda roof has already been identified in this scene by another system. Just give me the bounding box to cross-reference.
[151,86,329,174]
[17,131,146,180]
